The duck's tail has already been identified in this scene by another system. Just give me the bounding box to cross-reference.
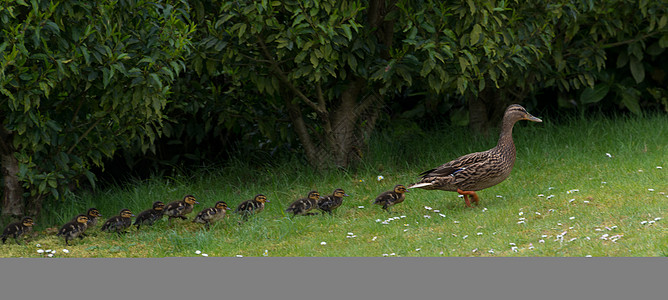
[407,182,433,189]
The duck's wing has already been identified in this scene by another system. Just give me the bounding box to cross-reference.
[419,151,492,179]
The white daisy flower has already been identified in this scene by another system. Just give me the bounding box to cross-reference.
[202,253,209,257]
[36,249,44,254]
[195,250,202,255]
[320,241,327,245]
[605,153,612,158]
[377,175,384,181]
[62,249,69,254]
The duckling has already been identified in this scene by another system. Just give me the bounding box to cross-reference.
[193,201,231,229]
[164,195,199,225]
[285,190,321,216]
[1,217,35,245]
[84,208,102,228]
[235,194,269,218]
[100,209,135,234]
[73,207,102,236]
[134,201,166,230]
[57,214,89,246]
[318,188,349,215]
[373,185,408,211]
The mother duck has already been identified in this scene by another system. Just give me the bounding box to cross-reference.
[408,104,542,207]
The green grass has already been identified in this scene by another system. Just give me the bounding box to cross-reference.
[2,114,666,257]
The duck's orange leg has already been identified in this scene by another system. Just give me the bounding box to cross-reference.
[457,189,479,207]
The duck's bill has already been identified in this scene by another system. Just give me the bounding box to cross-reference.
[525,114,542,122]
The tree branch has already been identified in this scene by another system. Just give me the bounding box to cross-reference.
[601,32,660,49]
[255,35,325,114]
[66,112,107,155]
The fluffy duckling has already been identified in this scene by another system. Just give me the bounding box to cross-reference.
[73,207,102,236]
[85,208,102,228]
[134,201,166,230]
[373,185,408,211]
[100,209,135,234]
[318,188,349,215]
[235,194,269,218]
[164,195,199,225]
[193,201,231,229]
[57,214,89,246]
[285,190,321,216]
[1,217,35,245]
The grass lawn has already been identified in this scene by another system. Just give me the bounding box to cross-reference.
[2,114,666,257]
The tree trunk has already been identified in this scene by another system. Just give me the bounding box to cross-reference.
[329,80,366,168]
[284,98,327,169]
[468,93,490,136]
[0,128,24,218]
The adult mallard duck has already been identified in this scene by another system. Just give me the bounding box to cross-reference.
[408,104,542,207]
